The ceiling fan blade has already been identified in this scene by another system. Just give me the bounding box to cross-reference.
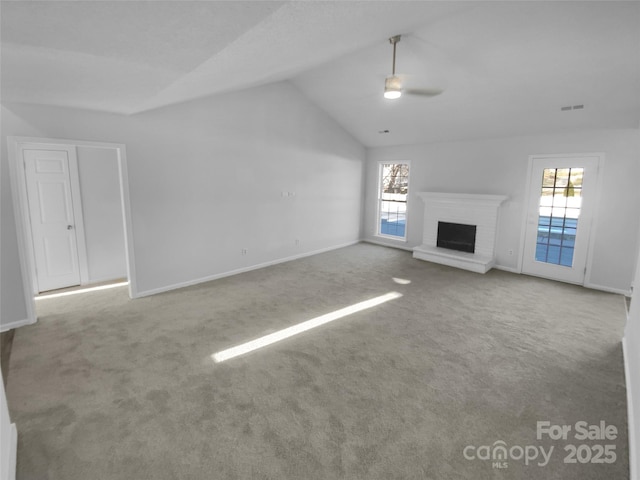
[403,88,443,97]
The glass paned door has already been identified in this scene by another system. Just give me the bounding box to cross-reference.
[522,156,599,284]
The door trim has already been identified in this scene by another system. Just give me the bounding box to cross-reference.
[8,137,138,326]
[517,152,604,286]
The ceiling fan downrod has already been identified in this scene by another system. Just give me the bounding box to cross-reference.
[389,35,401,75]
[384,35,403,99]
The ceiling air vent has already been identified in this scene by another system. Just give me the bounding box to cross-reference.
[561,104,585,111]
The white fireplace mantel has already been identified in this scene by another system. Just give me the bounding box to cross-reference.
[413,192,507,273]
[415,192,507,208]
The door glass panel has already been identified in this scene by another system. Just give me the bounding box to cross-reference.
[535,167,583,267]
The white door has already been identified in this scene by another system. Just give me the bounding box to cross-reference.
[23,148,83,292]
[522,155,600,284]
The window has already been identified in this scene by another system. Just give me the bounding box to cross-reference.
[377,163,409,239]
[535,167,583,267]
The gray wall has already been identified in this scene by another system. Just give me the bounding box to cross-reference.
[1,81,365,327]
[364,129,640,293]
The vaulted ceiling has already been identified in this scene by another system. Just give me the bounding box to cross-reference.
[2,1,639,147]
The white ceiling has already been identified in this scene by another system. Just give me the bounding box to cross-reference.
[2,1,639,147]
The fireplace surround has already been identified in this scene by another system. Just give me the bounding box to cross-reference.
[413,192,507,273]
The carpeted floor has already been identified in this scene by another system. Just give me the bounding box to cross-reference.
[5,243,629,479]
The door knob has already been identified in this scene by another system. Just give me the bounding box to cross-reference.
[67,225,74,230]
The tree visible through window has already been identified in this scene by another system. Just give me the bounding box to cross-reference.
[378,163,409,239]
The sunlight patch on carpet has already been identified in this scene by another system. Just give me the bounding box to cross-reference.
[35,282,129,300]
[212,291,403,363]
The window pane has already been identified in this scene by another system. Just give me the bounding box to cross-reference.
[560,247,575,267]
[540,188,554,206]
[550,217,565,228]
[546,245,561,264]
[536,244,548,262]
[569,168,584,188]
[552,193,567,208]
[542,169,556,187]
[554,168,570,187]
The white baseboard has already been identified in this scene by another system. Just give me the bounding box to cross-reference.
[0,317,36,333]
[135,241,361,298]
[362,238,414,252]
[623,336,638,480]
[584,282,631,296]
[493,264,519,274]
[83,274,127,286]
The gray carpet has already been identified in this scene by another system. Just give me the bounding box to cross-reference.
[5,243,629,479]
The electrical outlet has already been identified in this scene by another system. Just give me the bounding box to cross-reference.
[508,249,514,256]
[295,239,300,246]
[241,248,248,255]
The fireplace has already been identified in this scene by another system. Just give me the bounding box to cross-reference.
[437,222,476,253]
[413,192,507,273]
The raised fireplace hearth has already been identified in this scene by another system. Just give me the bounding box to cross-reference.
[413,192,507,273]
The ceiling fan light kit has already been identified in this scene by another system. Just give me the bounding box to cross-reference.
[384,35,402,100]
[384,75,402,99]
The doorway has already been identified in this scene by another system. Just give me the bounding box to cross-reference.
[521,154,601,284]
[8,137,137,325]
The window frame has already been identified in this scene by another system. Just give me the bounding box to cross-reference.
[375,161,411,242]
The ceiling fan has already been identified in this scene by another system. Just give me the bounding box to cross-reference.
[384,35,443,100]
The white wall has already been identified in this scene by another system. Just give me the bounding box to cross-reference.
[0,372,16,480]
[364,129,640,293]
[625,218,640,480]
[76,146,127,284]
[1,81,365,320]
[1,130,29,328]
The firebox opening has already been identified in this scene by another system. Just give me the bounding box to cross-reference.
[437,221,477,253]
